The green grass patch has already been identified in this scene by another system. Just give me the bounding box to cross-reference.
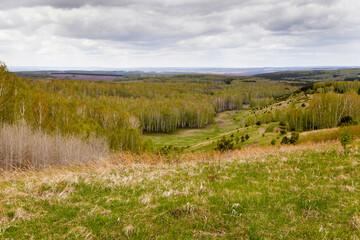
[144,111,241,148]
[1,142,359,238]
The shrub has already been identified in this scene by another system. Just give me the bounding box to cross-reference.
[279,121,287,127]
[340,129,354,153]
[281,136,290,144]
[245,134,250,140]
[281,132,299,145]
[215,136,234,152]
[338,116,353,126]
[160,145,173,155]
[271,139,276,145]
[280,130,287,135]
[289,132,300,144]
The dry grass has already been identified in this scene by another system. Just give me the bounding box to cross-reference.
[0,140,359,239]
[0,121,109,170]
[0,140,347,182]
[299,125,360,143]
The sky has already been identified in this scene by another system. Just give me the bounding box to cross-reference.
[1,0,360,69]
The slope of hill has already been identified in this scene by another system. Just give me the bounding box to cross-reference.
[0,141,359,239]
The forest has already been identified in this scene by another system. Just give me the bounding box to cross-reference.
[0,64,296,153]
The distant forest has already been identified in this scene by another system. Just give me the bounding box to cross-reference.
[256,68,360,82]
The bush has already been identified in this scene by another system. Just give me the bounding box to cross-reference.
[215,136,234,152]
[279,121,287,127]
[281,136,290,145]
[340,129,354,153]
[159,145,175,155]
[245,134,250,140]
[256,121,261,126]
[338,116,353,126]
[280,130,287,135]
[289,132,300,144]
[281,132,299,145]
[271,139,276,145]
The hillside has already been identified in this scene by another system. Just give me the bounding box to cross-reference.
[0,141,359,239]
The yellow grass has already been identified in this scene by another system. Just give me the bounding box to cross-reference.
[0,140,347,182]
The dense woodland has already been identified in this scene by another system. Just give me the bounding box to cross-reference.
[0,64,295,152]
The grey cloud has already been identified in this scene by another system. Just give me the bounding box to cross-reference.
[1,0,360,68]
[0,0,138,9]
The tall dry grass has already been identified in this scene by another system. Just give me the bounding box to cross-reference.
[299,124,360,143]
[0,121,109,170]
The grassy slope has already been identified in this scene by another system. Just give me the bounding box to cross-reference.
[1,141,359,239]
[145,93,311,151]
[144,111,241,148]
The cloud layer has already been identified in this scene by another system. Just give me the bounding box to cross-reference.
[1,0,360,68]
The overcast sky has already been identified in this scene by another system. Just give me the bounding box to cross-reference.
[1,0,360,69]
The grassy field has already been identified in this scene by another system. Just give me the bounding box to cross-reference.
[144,111,241,148]
[145,113,282,152]
[1,141,359,239]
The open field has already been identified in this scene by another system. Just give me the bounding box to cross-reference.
[144,111,241,148]
[0,141,359,239]
[145,109,283,151]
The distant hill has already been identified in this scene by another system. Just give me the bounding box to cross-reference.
[255,68,360,82]
[14,70,164,81]
[11,66,360,79]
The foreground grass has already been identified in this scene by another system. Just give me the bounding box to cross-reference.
[0,142,359,239]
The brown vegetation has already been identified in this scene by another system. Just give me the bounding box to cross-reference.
[0,121,108,170]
